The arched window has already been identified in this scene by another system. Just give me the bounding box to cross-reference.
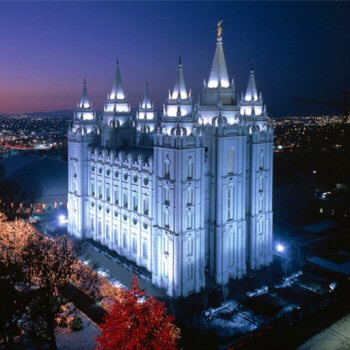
[164,186,170,205]
[258,196,264,213]
[187,210,193,229]
[187,187,193,205]
[114,227,118,245]
[105,224,110,241]
[227,187,234,220]
[123,231,127,248]
[259,176,264,192]
[106,187,110,202]
[228,232,234,266]
[123,192,128,208]
[187,158,194,179]
[98,184,102,199]
[259,150,265,170]
[133,194,138,211]
[91,183,95,196]
[228,147,235,174]
[143,197,149,215]
[114,189,119,205]
[164,209,170,228]
[142,241,148,260]
[164,158,170,178]
[90,218,94,232]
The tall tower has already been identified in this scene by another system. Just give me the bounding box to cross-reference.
[68,79,97,238]
[102,60,134,148]
[240,66,273,270]
[136,82,157,146]
[153,65,205,297]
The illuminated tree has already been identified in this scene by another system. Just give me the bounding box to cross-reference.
[96,277,180,350]
[0,215,37,348]
[24,234,77,350]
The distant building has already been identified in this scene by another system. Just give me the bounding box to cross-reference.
[68,24,274,298]
[0,154,67,213]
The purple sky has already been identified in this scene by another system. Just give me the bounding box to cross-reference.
[0,2,349,116]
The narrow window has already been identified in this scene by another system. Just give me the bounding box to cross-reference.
[143,198,149,215]
[132,236,137,254]
[98,184,102,199]
[90,218,94,232]
[187,210,193,229]
[98,221,102,236]
[133,194,138,212]
[123,231,127,248]
[143,241,148,260]
[259,151,265,170]
[106,187,110,202]
[187,261,193,279]
[187,187,193,205]
[114,189,119,205]
[91,183,95,196]
[164,186,170,205]
[228,187,234,220]
[123,192,128,208]
[187,237,193,256]
[228,232,234,266]
[164,158,170,178]
[187,159,194,179]
[164,209,170,228]
[259,176,264,192]
[228,147,235,174]
[114,227,118,245]
[105,224,110,241]
[258,196,264,213]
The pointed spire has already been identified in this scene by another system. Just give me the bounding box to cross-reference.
[244,62,258,102]
[207,21,230,89]
[171,56,188,99]
[141,81,152,109]
[79,77,91,109]
[110,59,126,100]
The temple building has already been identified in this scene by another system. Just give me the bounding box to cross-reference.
[68,22,274,298]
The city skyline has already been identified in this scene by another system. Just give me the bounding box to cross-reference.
[0,2,349,116]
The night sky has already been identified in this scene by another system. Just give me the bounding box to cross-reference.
[0,1,349,117]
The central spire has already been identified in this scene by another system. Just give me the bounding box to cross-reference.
[172,56,188,99]
[207,21,230,89]
[110,59,126,100]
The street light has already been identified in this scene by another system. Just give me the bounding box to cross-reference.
[58,214,68,225]
[276,243,285,253]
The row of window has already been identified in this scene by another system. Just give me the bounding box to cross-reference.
[90,166,150,186]
[91,220,149,260]
[163,186,194,206]
[90,185,150,215]
[163,158,194,179]
[163,209,194,229]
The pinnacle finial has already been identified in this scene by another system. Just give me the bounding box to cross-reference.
[178,55,182,66]
[116,57,119,66]
[217,20,223,41]
[83,75,86,87]
[250,60,254,72]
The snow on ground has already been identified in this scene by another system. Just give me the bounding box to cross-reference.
[56,310,100,350]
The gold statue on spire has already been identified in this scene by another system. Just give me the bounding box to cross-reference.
[217,20,223,39]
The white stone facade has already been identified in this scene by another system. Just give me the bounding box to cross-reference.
[68,27,274,298]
